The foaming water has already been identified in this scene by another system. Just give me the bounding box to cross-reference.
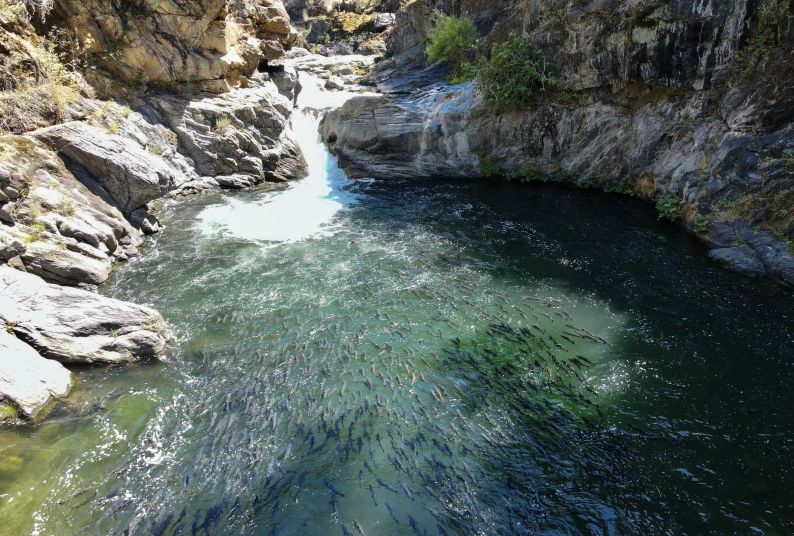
[0,66,793,535]
[196,72,368,243]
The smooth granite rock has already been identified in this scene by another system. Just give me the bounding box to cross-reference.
[138,79,307,184]
[0,330,74,419]
[0,266,167,364]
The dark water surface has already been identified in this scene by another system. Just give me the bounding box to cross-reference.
[1,178,792,535]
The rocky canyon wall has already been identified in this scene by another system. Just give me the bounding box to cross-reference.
[51,0,296,93]
[321,0,794,284]
[0,0,305,419]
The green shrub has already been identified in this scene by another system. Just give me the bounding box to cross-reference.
[450,60,476,84]
[784,156,794,170]
[693,215,712,234]
[426,12,478,81]
[22,222,47,244]
[477,151,500,177]
[656,194,682,222]
[734,0,790,71]
[477,32,556,111]
[104,40,124,61]
[603,178,634,195]
[146,142,164,156]
[505,166,548,183]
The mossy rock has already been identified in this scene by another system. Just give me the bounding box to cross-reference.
[0,402,19,421]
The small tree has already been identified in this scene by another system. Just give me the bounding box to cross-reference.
[426,12,478,81]
[477,32,557,111]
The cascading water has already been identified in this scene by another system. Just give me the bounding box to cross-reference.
[196,72,365,243]
[0,57,792,536]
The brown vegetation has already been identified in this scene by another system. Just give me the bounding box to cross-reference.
[0,3,93,134]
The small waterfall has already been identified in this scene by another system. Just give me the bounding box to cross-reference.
[196,70,364,243]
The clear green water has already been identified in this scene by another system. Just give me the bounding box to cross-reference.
[1,175,793,534]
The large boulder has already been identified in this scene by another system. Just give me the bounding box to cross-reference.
[0,330,74,419]
[320,85,482,179]
[0,266,167,364]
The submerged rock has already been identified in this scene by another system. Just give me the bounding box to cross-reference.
[0,330,73,419]
[0,266,167,364]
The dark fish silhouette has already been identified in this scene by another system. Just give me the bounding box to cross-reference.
[384,501,400,525]
[377,478,398,494]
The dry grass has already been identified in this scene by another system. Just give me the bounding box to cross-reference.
[214,116,232,132]
[0,83,80,133]
[0,1,53,23]
[0,14,93,134]
[0,1,26,24]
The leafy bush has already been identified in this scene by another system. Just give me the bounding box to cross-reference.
[0,403,18,421]
[693,215,712,234]
[656,194,682,222]
[22,222,47,244]
[426,12,478,80]
[477,32,557,111]
[146,142,165,156]
[603,178,635,195]
[477,152,499,177]
[505,166,549,183]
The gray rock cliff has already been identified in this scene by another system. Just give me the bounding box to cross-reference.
[322,0,794,284]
